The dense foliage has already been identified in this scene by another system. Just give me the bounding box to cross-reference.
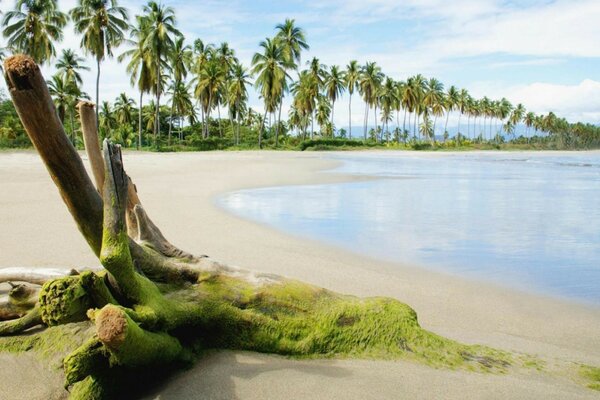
[0,1,599,150]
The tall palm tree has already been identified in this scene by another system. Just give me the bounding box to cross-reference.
[71,0,129,128]
[195,58,226,139]
[56,49,89,87]
[251,37,291,147]
[2,0,67,64]
[118,15,154,148]
[509,103,525,140]
[423,77,444,142]
[409,74,426,140]
[456,88,469,137]
[168,80,193,142]
[324,65,345,134]
[379,77,396,142]
[274,20,308,145]
[358,61,383,140]
[191,39,214,137]
[444,85,459,137]
[228,62,250,145]
[524,111,535,140]
[344,60,360,139]
[214,42,237,138]
[291,70,317,140]
[140,1,180,148]
[275,19,309,65]
[305,57,325,139]
[167,36,191,145]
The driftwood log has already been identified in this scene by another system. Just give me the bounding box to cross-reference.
[0,55,521,399]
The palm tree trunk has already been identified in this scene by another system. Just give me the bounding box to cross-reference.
[217,104,223,137]
[363,102,368,140]
[206,93,213,138]
[374,105,378,142]
[444,110,450,136]
[413,112,417,139]
[138,91,143,149]
[433,115,438,143]
[69,108,75,146]
[236,111,241,145]
[458,112,462,138]
[95,58,101,130]
[276,97,282,146]
[348,93,352,139]
[331,99,335,137]
[179,116,183,143]
[168,102,174,146]
[155,60,161,149]
[311,110,315,139]
[395,110,399,143]
[260,109,267,148]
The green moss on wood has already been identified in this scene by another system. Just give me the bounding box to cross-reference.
[190,276,512,371]
[39,276,92,325]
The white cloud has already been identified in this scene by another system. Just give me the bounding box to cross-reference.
[470,79,600,123]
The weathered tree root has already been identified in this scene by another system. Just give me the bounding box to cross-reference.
[2,54,598,399]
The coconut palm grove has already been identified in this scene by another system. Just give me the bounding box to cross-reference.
[1,0,599,151]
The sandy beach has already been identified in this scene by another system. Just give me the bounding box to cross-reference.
[1,150,599,399]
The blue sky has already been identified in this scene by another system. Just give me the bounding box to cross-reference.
[1,0,599,129]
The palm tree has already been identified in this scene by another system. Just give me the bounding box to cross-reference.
[56,49,89,87]
[167,36,191,145]
[344,60,360,139]
[251,37,291,147]
[98,100,116,136]
[359,61,383,140]
[168,80,193,143]
[191,39,214,137]
[444,85,459,137]
[524,111,535,140]
[275,19,308,65]
[113,92,135,125]
[423,78,444,142]
[304,57,325,139]
[228,63,250,145]
[71,0,129,128]
[140,1,180,148]
[408,74,426,140]
[379,77,396,142]
[2,0,67,64]
[316,95,331,136]
[48,73,79,141]
[291,70,317,140]
[456,88,469,137]
[195,58,226,139]
[274,21,308,145]
[118,15,154,148]
[215,42,237,138]
[324,65,345,135]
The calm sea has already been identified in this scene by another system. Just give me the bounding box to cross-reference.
[219,152,600,304]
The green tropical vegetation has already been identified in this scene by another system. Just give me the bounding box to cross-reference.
[1,1,599,151]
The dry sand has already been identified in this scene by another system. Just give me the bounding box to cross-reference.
[0,150,599,399]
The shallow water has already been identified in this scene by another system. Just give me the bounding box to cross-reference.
[220,152,600,304]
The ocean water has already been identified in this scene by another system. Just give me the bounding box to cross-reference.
[219,152,600,304]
